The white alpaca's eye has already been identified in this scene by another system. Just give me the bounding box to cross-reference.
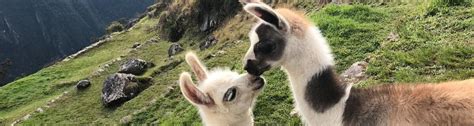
[223,87,237,102]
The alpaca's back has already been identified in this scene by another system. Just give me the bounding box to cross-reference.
[392,79,474,125]
[344,79,474,126]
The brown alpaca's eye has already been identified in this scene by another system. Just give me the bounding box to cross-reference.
[223,87,237,102]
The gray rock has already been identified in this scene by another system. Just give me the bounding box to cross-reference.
[200,35,218,50]
[22,114,31,121]
[132,42,141,48]
[102,73,151,107]
[76,80,91,90]
[200,13,218,32]
[168,43,183,57]
[36,107,44,113]
[148,38,159,43]
[386,32,399,42]
[120,115,132,124]
[340,61,369,85]
[118,59,154,75]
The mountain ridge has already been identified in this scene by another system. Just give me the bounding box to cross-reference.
[0,0,154,86]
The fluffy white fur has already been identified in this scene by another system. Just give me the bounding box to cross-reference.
[243,4,351,126]
[242,2,474,126]
[281,27,352,126]
[180,52,263,126]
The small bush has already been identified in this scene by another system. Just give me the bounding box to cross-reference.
[432,0,471,7]
[426,0,471,15]
[106,21,125,34]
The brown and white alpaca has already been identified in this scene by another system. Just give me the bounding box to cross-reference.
[240,1,474,125]
[179,52,265,126]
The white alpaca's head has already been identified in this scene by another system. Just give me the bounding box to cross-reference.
[179,52,265,125]
[242,2,330,76]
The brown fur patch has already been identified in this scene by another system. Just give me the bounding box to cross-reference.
[275,8,311,37]
[344,79,474,125]
[389,79,474,125]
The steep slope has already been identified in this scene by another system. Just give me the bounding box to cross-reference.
[0,0,473,125]
[0,0,154,86]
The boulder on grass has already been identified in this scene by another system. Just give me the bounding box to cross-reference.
[200,35,218,50]
[132,42,141,48]
[76,80,91,90]
[102,73,151,107]
[168,43,183,57]
[118,59,154,75]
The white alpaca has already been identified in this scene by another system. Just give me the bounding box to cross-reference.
[241,1,474,126]
[179,52,265,126]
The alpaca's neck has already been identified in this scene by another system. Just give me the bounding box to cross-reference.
[281,27,351,126]
[282,28,334,82]
[200,109,253,126]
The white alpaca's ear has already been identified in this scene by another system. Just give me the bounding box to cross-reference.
[244,3,289,32]
[239,0,261,4]
[179,72,214,106]
[185,52,208,82]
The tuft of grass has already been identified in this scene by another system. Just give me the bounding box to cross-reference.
[106,21,125,34]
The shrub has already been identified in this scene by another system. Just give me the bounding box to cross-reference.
[432,0,471,7]
[426,0,471,15]
[106,21,125,34]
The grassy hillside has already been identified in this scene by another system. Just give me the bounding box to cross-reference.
[1,1,473,125]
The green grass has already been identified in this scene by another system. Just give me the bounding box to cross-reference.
[362,5,474,86]
[311,4,388,72]
[1,2,473,125]
[0,17,159,124]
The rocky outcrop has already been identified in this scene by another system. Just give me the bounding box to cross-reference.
[118,59,154,75]
[76,80,91,90]
[168,43,184,57]
[102,73,151,107]
[152,0,241,42]
[200,35,218,50]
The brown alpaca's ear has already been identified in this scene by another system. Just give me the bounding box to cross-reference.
[185,52,208,82]
[244,3,289,32]
[179,72,214,106]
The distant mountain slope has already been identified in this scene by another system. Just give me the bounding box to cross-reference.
[0,0,154,86]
